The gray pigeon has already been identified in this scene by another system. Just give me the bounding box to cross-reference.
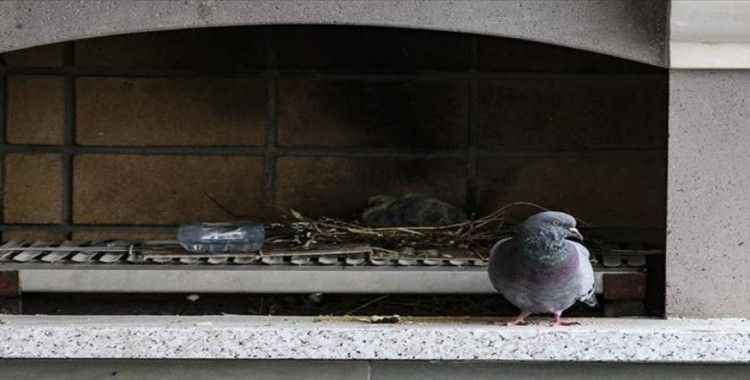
[488,211,596,326]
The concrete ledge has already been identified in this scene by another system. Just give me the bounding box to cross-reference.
[0,316,748,362]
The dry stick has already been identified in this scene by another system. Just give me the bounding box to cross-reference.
[457,201,549,239]
[264,202,555,258]
[339,201,546,236]
[346,295,390,316]
[204,194,559,261]
[204,192,248,220]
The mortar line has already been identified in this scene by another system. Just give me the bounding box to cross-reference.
[0,144,667,158]
[0,145,268,155]
[0,66,6,145]
[0,62,7,239]
[466,35,479,217]
[61,42,75,239]
[263,29,279,220]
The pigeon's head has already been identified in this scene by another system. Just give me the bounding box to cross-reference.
[518,211,583,243]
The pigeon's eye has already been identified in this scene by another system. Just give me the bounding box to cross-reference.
[551,220,560,226]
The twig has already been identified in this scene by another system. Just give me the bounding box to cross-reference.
[371,247,400,256]
[265,201,553,261]
[346,295,390,315]
[260,245,372,257]
[203,192,248,220]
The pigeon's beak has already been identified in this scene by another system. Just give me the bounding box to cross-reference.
[568,227,584,241]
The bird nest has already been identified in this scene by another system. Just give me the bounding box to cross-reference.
[263,202,545,260]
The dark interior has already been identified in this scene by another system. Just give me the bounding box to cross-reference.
[0,25,667,317]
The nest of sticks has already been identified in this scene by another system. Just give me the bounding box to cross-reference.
[263,202,546,259]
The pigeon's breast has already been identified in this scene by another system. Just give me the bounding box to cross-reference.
[489,242,581,314]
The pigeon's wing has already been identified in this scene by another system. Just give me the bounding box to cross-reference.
[488,236,516,293]
[569,241,597,307]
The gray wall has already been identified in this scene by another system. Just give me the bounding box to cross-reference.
[667,70,750,317]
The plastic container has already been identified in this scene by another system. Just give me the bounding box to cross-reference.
[177,223,265,253]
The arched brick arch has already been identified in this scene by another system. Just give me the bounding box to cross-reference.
[0,0,666,66]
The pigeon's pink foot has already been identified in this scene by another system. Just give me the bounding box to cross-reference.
[548,313,580,327]
[490,311,530,326]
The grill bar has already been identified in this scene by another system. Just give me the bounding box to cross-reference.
[0,240,661,267]
[0,240,652,294]
[5,264,638,294]
[40,241,77,263]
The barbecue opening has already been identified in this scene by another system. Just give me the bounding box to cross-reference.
[0,25,667,317]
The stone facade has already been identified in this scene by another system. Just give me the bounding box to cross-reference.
[0,0,749,319]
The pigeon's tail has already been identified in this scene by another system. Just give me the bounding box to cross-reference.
[580,287,597,307]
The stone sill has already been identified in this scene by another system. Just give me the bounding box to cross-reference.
[0,315,748,362]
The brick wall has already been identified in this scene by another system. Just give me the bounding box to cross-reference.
[0,26,667,243]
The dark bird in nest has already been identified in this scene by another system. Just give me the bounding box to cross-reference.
[361,194,467,228]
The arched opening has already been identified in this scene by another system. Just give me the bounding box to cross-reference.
[0,25,666,317]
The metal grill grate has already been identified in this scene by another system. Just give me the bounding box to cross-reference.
[0,240,660,298]
[0,240,661,268]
